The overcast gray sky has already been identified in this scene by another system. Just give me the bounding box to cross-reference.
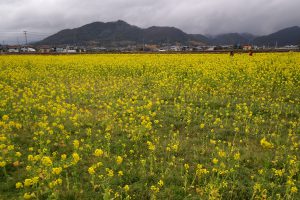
[1,0,300,44]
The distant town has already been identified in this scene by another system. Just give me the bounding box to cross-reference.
[0,43,299,54]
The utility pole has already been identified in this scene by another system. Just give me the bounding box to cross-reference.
[23,31,28,46]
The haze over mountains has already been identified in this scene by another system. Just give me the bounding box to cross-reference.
[37,20,300,47]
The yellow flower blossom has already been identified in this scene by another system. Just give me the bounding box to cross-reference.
[118,171,124,176]
[2,115,9,121]
[94,149,104,157]
[72,153,80,164]
[116,156,123,165]
[15,152,22,157]
[184,163,190,171]
[234,152,240,160]
[200,124,205,129]
[61,154,67,160]
[124,185,130,192]
[23,192,35,200]
[212,158,219,164]
[73,140,80,149]
[291,186,298,193]
[0,161,6,167]
[16,182,23,189]
[196,164,209,177]
[260,137,274,149]
[150,185,160,193]
[41,156,52,166]
[106,168,114,177]
[24,179,33,187]
[88,166,95,175]
[210,139,217,145]
[218,150,226,158]
[158,180,164,187]
[52,167,62,175]
[147,141,155,151]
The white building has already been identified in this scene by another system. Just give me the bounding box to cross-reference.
[278,45,299,50]
[21,47,36,52]
[8,46,20,53]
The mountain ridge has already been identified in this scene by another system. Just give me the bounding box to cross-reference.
[253,26,300,46]
[37,20,199,46]
[36,20,300,46]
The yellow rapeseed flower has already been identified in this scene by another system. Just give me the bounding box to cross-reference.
[150,185,160,193]
[52,167,62,175]
[234,152,240,160]
[24,179,33,187]
[61,154,67,160]
[116,156,123,165]
[41,156,52,166]
[15,152,22,157]
[184,163,190,171]
[88,166,95,175]
[124,185,129,192]
[23,192,35,200]
[147,141,155,151]
[2,115,9,121]
[212,158,219,164]
[196,164,209,177]
[94,149,104,157]
[0,161,6,167]
[118,171,124,176]
[218,150,226,158]
[260,137,274,149]
[291,186,298,193]
[210,139,216,145]
[15,182,23,189]
[72,153,80,164]
[73,140,80,149]
[106,168,114,177]
[158,180,164,187]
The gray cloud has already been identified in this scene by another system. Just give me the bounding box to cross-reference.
[0,0,299,44]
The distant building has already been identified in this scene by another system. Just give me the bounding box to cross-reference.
[213,45,233,51]
[192,46,204,51]
[243,45,252,51]
[65,46,77,53]
[278,45,299,50]
[206,46,215,51]
[143,44,158,52]
[158,49,167,52]
[221,45,233,50]
[181,46,192,51]
[7,45,20,53]
[169,46,180,51]
[76,46,86,53]
[38,45,52,53]
[55,47,65,53]
[21,47,36,52]
[88,47,107,52]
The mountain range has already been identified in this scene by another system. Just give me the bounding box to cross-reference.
[37,20,300,47]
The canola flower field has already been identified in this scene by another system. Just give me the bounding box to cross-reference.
[0,53,300,200]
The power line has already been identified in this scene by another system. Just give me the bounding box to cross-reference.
[0,31,52,36]
[0,30,52,45]
[29,31,53,34]
[0,31,22,34]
